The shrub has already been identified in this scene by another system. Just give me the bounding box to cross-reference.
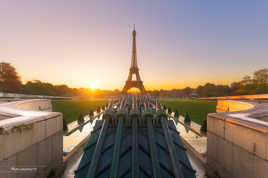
[168,107,172,115]
[200,119,207,133]
[89,110,94,123]
[96,107,100,114]
[174,109,179,118]
[77,114,84,125]
[63,119,68,132]
[184,112,191,125]
[89,110,94,117]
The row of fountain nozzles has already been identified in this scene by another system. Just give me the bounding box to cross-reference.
[102,96,168,128]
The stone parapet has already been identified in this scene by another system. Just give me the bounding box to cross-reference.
[0,99,63,178]
[207,100,268,178]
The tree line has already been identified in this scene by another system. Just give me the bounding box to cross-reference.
[194,68,268,97]
[0,62,116,98]
[1,62,267,97]
[147,68,268,97]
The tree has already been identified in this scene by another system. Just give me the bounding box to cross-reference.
[253,68,268,84]
[0,62,22,92]
[241,75,252,85]
[230,82,241,94]
[182,87,192,97]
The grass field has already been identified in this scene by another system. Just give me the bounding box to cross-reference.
[52,100,108,124]
[160,100,217,124]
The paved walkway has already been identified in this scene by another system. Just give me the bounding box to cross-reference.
[66,111,99,132]
[63,114,102,153]
[62,143,84,178]
[187,150,207,178]
[176,116,207,154]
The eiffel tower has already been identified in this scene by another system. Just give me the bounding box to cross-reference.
[122,27,146,94]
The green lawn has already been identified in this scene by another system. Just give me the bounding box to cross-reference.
[52,100,108,124]
[160,100,217,124]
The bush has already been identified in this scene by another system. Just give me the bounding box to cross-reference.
[174,109,179,118]
[89,110,94,123]
[184,112,191,125]
[89,110,94,117]
[63,119,68,132]
[77,114,85,125]
[200,119,207,133]
[168,107,172,115]
[96,107,100,114]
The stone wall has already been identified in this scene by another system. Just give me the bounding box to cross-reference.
[200,93,268,100]
[207,100,268,178]
[15,99,52,112]
[0,99,63,178]
[0,92,71,100]
[0,114,12,121]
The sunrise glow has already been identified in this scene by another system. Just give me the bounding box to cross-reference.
[89,83,97,90]
[1,1,267,90]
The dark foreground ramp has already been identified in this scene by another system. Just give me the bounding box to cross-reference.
[75,95,196,178]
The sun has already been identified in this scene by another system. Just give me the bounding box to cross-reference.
[89,83,97,90]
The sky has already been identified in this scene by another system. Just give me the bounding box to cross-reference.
[1,0,268,90]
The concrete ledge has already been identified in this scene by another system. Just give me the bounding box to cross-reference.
[181,136,207,165]
[209,100,268,133]
[0,99,62,131]
[207,100,268,178]
[0,99,63,178]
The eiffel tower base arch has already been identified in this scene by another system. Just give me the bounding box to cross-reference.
[122,80,146,94]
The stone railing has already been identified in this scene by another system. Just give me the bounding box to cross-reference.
[207,100,268,178]
[200,93,268,100]
[0,92,72,100]
[0,99,63,178]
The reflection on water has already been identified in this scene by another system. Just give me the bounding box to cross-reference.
[63,115,102,153]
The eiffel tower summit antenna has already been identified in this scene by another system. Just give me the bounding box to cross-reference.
[122,26,146,94]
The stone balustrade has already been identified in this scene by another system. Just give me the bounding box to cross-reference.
[0,99,63,178]
[207,100,268,178]
[0,92,71,100]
